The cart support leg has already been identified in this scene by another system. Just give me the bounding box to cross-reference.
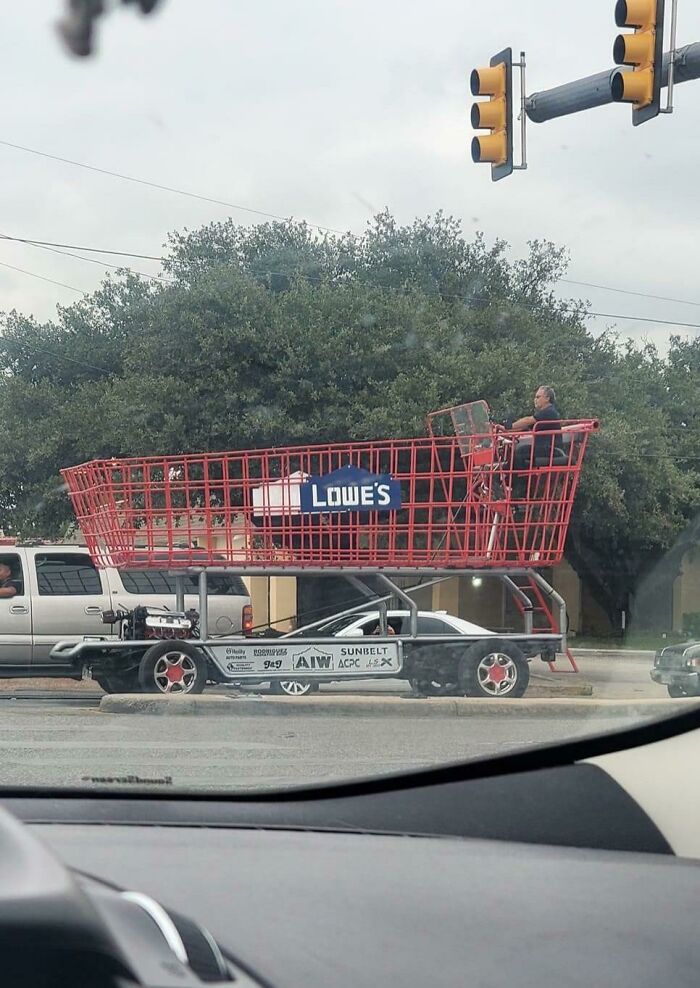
[501,575,534,634]
[198,570,208,641]
[175,575,185,614]
[347,576,388,635]
[529,571,577,672]
[376,575,418,637]
[279,575,451,640]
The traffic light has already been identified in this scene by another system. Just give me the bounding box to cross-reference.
[470,47,513,181]
[611,0,666,125]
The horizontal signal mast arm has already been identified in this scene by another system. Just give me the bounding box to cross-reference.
[525,41,700,123]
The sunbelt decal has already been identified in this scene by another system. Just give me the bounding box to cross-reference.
[300,465,402,514]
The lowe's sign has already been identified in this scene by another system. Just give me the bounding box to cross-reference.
[300,465,402,514]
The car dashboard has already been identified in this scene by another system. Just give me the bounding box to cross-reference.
[1,711,700,987]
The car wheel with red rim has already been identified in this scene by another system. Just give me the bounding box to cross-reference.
[459,639,529,699]
[138,640,208,695]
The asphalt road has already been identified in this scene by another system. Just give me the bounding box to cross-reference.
[0,651,673,793]
[0,700,663,792]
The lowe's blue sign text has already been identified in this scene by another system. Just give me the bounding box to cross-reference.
[300,465,402,514]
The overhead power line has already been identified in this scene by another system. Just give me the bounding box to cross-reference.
[582,310,700,330]
[0,138,348,237]
[2,138,700,317]
[0,233,164,261]
[0,235,172,286]
[561,278,700,309]
[3,231,700,330]
[2,135,700,315]
[4,230,700,314]
[0,336,110,375]
[0,260,85,295]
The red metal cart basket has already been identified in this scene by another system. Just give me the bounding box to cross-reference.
[61,402,598,572]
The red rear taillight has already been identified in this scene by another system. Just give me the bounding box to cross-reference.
[242,604,253,637]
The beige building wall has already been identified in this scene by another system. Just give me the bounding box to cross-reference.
[673,550,700,633]
[244,576,297,633]
[430,575,504,630]
[551,559,582,635]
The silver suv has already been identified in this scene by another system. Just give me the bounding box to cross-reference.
[0,543,251,678]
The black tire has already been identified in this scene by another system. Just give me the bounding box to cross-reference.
[667,683,700,698]
[270,679,317,697]
[409,677,461,697]
[459,639,529,699]
[138,641,208,695]
[94,670,140,694]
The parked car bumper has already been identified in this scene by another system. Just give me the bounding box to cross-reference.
[650,667,700,689]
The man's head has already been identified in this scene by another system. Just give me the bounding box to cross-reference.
[534,385,556,411]
[0,564,12,583]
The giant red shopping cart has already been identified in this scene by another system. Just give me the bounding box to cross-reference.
[61,400,598,573]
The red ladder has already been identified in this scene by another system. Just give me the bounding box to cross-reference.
[509,572,578,672]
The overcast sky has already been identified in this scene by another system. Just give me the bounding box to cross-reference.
[1,1,699,348]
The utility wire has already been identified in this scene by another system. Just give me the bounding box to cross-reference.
[560,278,700,309]
[0,138,348,236]
[2,232,699,330]
[1,236,172,285]
[0,334,111,375]
[2,140,699,313]
[0,259,85,295]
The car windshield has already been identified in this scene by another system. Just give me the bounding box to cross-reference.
[0,3,698,794]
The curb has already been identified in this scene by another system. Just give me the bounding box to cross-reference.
[571,649,656,660]
[99,693,697,719]
[528,674,592,697]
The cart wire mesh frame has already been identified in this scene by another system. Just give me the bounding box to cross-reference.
[61,403,598,573]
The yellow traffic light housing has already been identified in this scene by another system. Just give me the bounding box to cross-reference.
[611,0,666,125]
[471,48,513,181]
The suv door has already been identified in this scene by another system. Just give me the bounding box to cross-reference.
[29,551,112,662]
[0,549,32,666]
[107,569,250,635]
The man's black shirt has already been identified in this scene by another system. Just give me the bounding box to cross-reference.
[533,403,561,460]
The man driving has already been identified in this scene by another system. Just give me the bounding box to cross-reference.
[0,563,17,599]
[512,385,561,468]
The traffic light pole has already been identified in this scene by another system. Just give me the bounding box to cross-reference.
[525,40,700,123]
[514,51,528,171]
[661,0,679,112]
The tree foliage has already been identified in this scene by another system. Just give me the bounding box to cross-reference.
[0,211,696,626]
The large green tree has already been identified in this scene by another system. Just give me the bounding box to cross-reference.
[0,212,696,626]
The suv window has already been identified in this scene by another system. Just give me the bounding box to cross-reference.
[120,570,248,596]
[0,553,25,596]
[35,553,103,596]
